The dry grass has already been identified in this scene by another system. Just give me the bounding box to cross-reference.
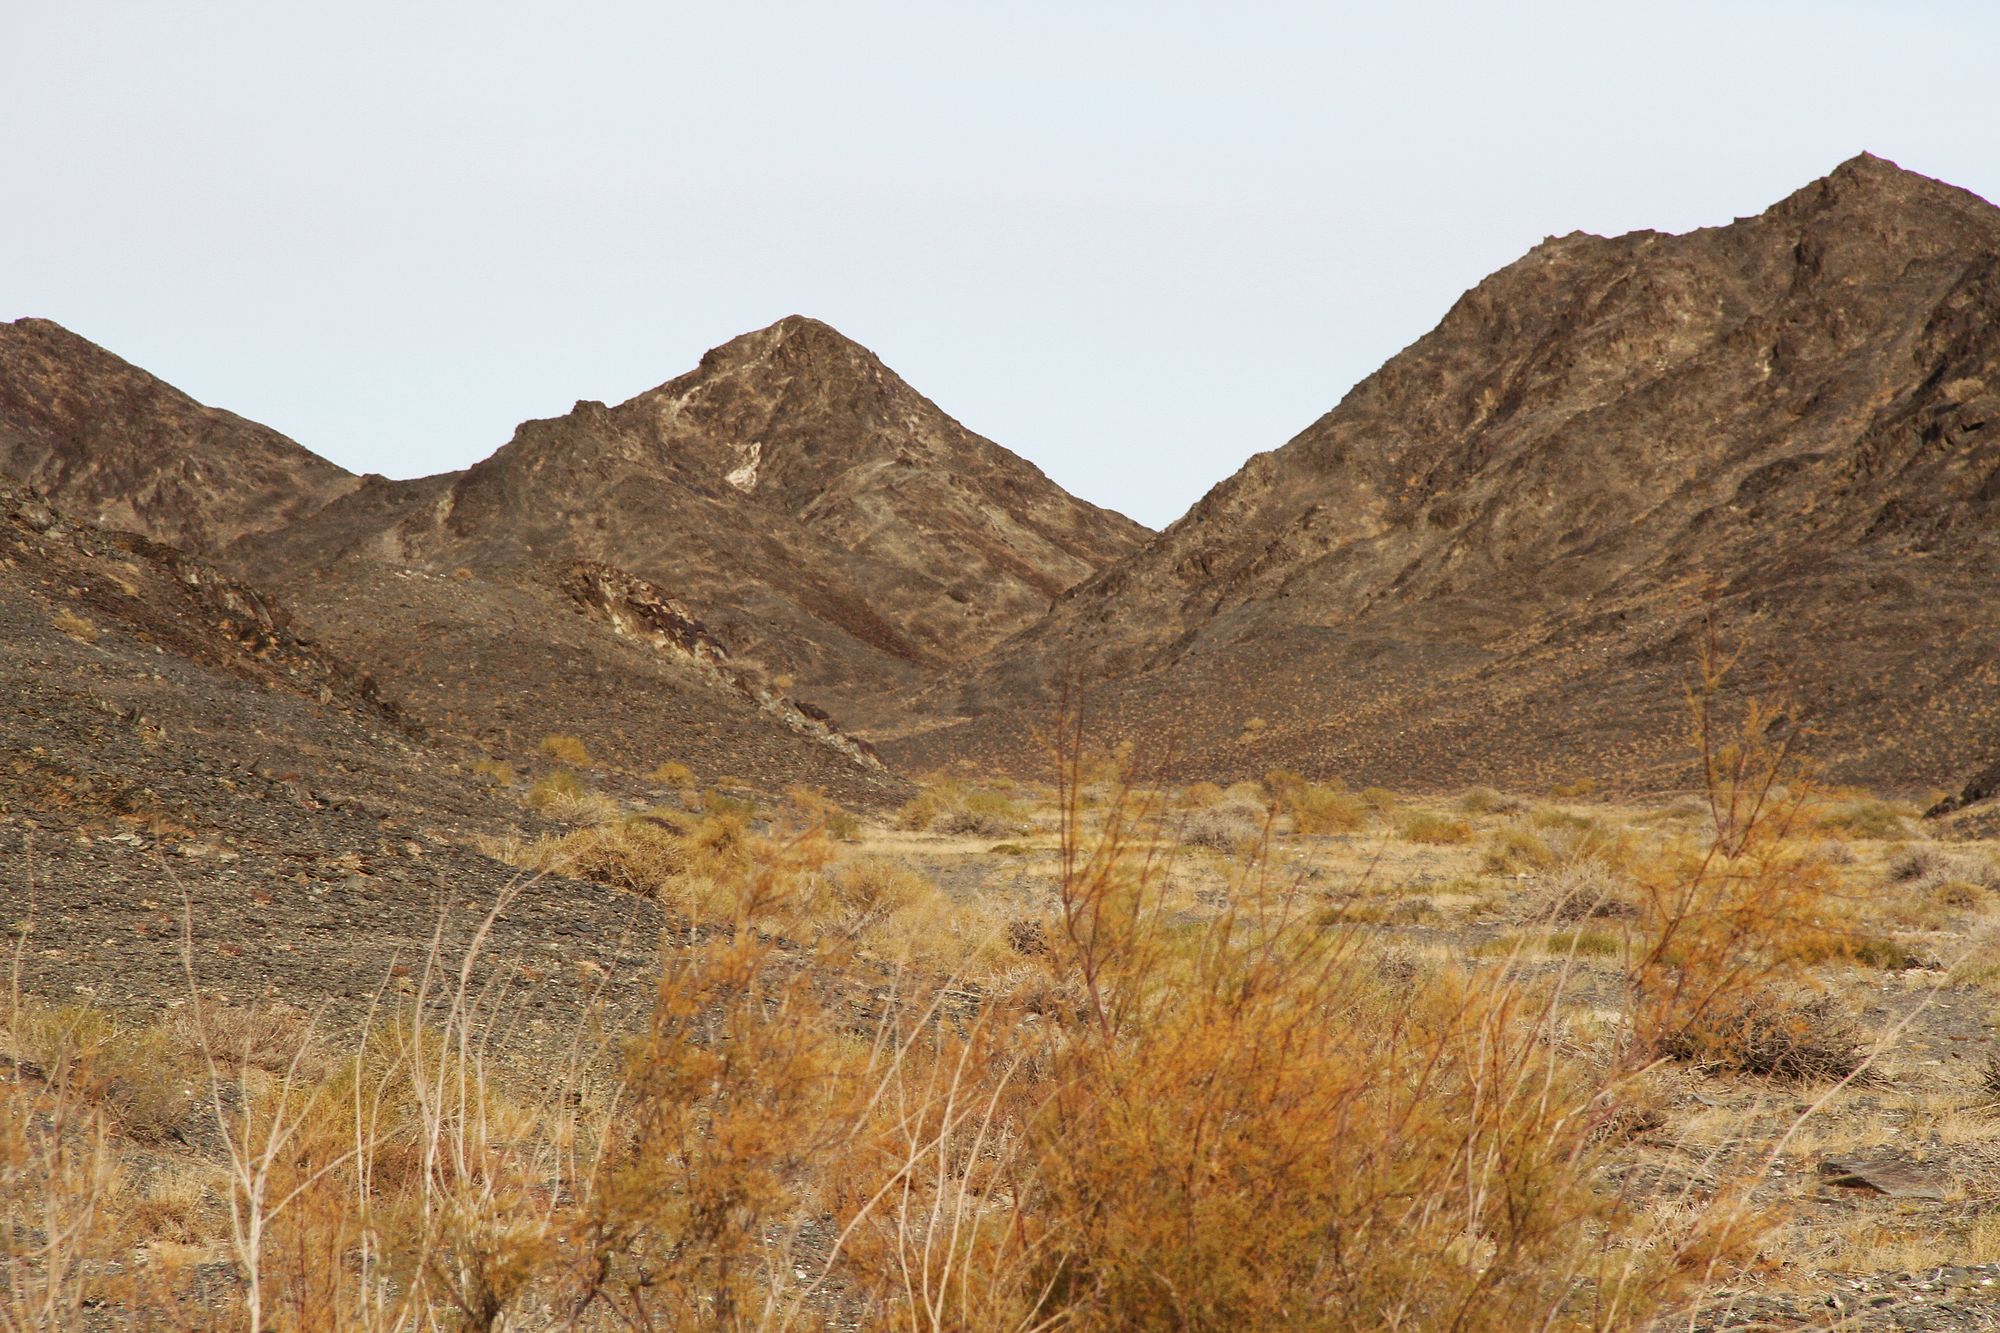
[50,608,100,644]
[15,669,2000,1324]
[468,756,515,786]
[650,759,695,788]
[1400,810,1474,845]
[895,777,1030,838]
[536,732,593,768]
[522,768,619,824]
[1267,771,1368,834]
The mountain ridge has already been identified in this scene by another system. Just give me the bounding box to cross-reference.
[897,153,2000,793]
[0,317,360,553]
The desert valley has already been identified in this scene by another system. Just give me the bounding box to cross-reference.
[6,154,2000,1330]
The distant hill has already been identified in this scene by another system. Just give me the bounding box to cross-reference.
[903,154,2000,794]
[215,315,1144,771]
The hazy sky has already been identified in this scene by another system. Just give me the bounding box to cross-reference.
[7,2,1997,529]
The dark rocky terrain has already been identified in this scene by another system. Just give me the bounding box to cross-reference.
[0,318,360,554]
[0,478,664,1032]
[905,154,2000,799]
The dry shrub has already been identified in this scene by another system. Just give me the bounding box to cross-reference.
[1486,823,1560,874]
[584,933,871,1324]
[1262,767,1312,799]
[1400,811,1473,845]
[1458,785,1523,815]
[1817,796,1918,841]
[1653,991,1865,1083]
[1,1007,121,1328]
[468,756,515,787]
[1522,858,1636,923]
[1280,781,1367,834]
[896,778,1026,837]
[1179,795,1268,851]
[975,731,1741,1330]
[830,856,1019,975]
[785,784,862,842]
[829,854,932,921]
[7,1003,196,1143]
[1981,1054,2000,1101]
[51,608,100,643]
[124,1164,213,1247]
[650,759,695,788]
[1627,661,1876,1081]
[179,890,620,1332]
[537,732,593,767]
[160,1003,316,1079]
[1490,809,1636,878]
[1180,780,1227,808]
[523,768,616,824]
[1221,778,1268,806]
[1886,844,2000,894]
[528,818,688,895]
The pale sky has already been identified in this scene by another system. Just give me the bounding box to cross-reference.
[7,2,1997,528]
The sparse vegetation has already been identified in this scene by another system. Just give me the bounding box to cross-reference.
[12,678,1998,1327]
[1885,843,2000,894]
[1457,784,1519,814]
[785,784,862,841]
[536,732,592,767]
[1267,770,1367,833]
[1400,810,1473,844]
[522,767,617,823]
[1817,794,1919,840]
[895,776,1028,838]
[468,756,515,786]
[650,759,695,788]
[51,608,100,643]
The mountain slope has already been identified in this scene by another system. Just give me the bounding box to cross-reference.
[224,316,1145,764]
[0,318,359,552]
[905,154,2000,792]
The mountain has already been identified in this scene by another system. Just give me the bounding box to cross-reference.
[221,315,1145,771]
[0,318,359,553]
[902,154,2000,794]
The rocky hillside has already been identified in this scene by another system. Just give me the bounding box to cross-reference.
[906,154,2000,794]
[0,318,359,553]
[232,316,1146,739]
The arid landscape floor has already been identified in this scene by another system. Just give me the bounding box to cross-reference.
[9,758,2000,1329]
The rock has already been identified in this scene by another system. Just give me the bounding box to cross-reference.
[1817,1157,1947,1201]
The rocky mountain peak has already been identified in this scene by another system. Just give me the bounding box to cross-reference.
[1766,152,2000,250]
[230,316,1146,731]
[908,155,2000,794]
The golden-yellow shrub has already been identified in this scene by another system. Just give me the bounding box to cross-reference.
[537,733,592,767]
[469,757,516,786]
[1400,811,1474,845]
[650,759,695,788]
[1282,782,1368,834]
